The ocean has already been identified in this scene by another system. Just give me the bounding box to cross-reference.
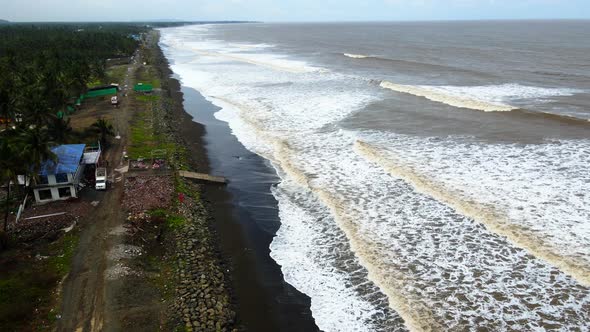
[160,21,590,331]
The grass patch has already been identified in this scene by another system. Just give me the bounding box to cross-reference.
[105,65,129,85]
[48,232,79,275]
[0,275,52,330]
[166,215,186,230]
[136,94,160,102]
[136,65,161,89]
[87,79,103,88]
[147,209,185,231]
[149,208,168,219]
[128,110,177,159]
[0,231,80,330]
[145,254,175,301]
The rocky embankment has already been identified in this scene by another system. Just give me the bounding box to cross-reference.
[149,31,240,331]
[172,186,238,332]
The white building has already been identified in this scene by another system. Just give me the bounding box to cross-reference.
[33,144,87,203]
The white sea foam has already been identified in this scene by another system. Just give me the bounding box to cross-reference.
[428,83,581,103]
[380,81,580,112]
[354,134,590,285]
[278,130,590,331]
[160,25,590,331]
[344,53,370,59]
[380,81,516,112]
[162,26,401,332]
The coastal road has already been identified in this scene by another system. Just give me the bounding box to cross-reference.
[56,49,139,332]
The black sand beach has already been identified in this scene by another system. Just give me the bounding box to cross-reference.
[163,64,320,331]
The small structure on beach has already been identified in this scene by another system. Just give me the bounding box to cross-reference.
[178,171,227,184]
[33,144,87,203]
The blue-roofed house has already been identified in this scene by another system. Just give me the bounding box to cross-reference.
[33,144,87,203]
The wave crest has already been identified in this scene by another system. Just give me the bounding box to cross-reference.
[380,81,516,112]
[344,53,370,59]
[354,139,590,287]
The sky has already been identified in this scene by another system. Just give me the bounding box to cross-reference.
[1,0,589,22]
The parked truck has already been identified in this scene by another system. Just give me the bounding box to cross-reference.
[95,167,107,190]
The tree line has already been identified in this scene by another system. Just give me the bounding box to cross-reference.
[0,24,145,243]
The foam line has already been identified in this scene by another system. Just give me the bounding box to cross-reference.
[354,139,590,287]
[273,144,435,332]
[380,81,516,112]
[188,46,323,73]
[344,53,370,59]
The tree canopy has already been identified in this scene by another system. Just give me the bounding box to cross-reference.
[0,23,145,234]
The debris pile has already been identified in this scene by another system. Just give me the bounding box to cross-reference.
[129,158,168,170]
[130,159,150,169]
[9,200,92,242]
[152,158,167,169]
[11,215,77,242]
[123,175,174,216]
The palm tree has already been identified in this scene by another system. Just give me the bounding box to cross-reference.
[17,127,56,186]
[1,139,12,232]
[0,132,22,242]
[17,74,57,128]
[0,57,18,130]
[91,118,115,148]
[47,117,74,144]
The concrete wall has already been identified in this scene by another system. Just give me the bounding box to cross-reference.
[44,173,74,186]
[33,184,77,204]
[33,164,85,204]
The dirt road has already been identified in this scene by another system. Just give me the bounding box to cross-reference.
[57,52,139,332]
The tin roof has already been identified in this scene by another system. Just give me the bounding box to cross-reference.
[39,144,86,176]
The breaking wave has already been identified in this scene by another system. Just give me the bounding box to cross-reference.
[380,81,582,113]
[354,139,590,286]
[160,24,590,331]
[380,81,516,112]
[344,53,370,59]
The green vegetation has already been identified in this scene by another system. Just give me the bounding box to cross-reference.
[105,65,129,85]
[128,110,175,159]
[0,24,143,245]
[136,65,161,89]
[136,94,160,102]
[148,208,185,230]
[0,231,80,330]
[166,215,186,230]
[91,117,115,148]
[48,232,79,275]
[0,276,50,330]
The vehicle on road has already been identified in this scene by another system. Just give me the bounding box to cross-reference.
[95,167,107,190]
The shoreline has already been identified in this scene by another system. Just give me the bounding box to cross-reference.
[154,35,320,331]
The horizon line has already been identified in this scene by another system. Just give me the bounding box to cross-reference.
[2,18,590,24]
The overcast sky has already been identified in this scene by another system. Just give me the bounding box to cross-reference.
[2,0,589,22]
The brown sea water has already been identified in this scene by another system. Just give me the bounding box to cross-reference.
[161,21,590,331]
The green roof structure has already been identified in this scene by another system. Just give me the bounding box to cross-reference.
[134,83,153,92]
[84,87,117,98]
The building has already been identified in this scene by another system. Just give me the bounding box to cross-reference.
[134,83,153,93]
[75,85,119,106]
[82,144,102,165]
[33,144,87,203]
